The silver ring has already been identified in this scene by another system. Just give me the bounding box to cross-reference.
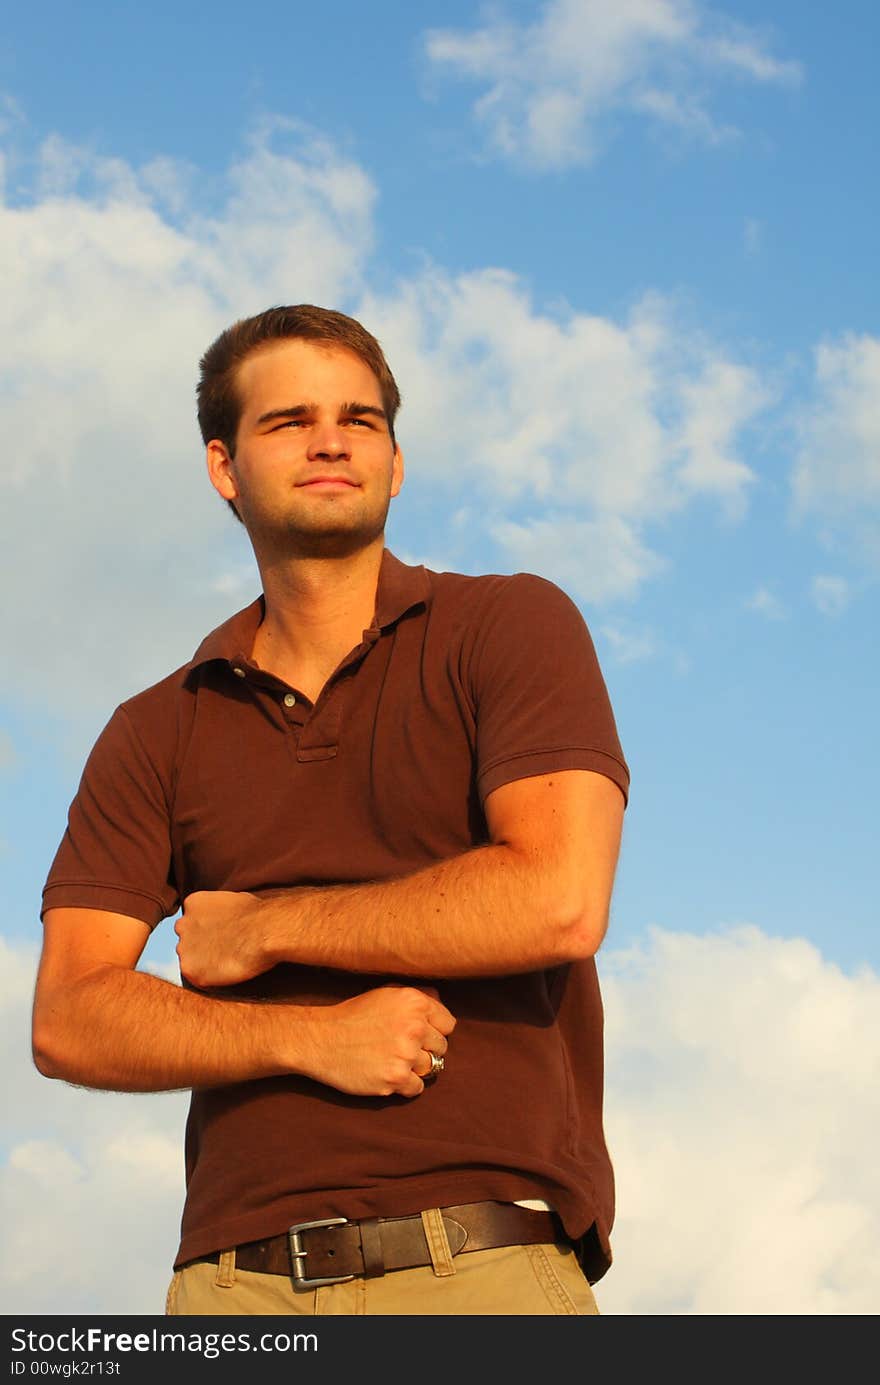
[427,1052,445,1077]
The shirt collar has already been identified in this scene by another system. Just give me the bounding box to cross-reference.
[373,548,431,630]
[189,547,431,670]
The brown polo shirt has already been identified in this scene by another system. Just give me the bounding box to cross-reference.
[43,549,629,1280]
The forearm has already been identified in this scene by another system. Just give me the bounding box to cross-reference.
[32,964,311,1093]
[33,962,456,1099]
[260,842,595,979]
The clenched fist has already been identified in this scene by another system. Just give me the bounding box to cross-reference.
[175,891,268,988]
[300,985,456,1098]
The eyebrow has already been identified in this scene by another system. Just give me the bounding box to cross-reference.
[256,401,387,426]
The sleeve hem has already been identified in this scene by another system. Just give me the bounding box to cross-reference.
[40,883,173,929]
[478,748,630,807]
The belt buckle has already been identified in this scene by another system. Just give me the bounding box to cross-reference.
[288,1217,356,1288]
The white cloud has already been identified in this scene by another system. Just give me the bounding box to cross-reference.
[363,274,765,595]
[698,28,801,83]
[598,621,658,664]
[811,575,850,617]
[674,359,764,513]
[2,926,877,1314]
[747,586,787,620]
[370,271,675,515]
[0,937,188,1314]
[2,1128,186,1309]
[143,958,183,984]
[599,925,880,1314]
[425,0,802,169]
[0,92,25,146]
[792,334,880,560]
[744,217,762,254]
[492,515,663,606]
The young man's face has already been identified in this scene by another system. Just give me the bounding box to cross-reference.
[207,338,404,558]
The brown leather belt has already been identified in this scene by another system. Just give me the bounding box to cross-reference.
[194,1201,564,1286]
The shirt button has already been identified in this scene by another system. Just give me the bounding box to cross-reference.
[283,692,296,707]
[232,667,246,678]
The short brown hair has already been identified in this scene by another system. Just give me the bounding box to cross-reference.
[197,305,402,520]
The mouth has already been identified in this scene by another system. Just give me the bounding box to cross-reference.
[296,477,360,490]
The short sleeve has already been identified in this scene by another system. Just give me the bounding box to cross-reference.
[468,574,629,806]
[41,704,179,927]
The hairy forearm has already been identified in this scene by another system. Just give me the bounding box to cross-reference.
[32,964,303,1092]
[33,962,456,1100]
[259,841,596,979]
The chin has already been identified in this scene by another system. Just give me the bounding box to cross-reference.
[281,517,388,560]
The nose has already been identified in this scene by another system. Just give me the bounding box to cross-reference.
[307,420,350,461]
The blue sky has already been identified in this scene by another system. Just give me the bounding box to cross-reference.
[1,1,878,1316]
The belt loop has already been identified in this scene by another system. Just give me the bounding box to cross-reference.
[421,1208,456,1277]
[358,1218,386,1278]
[214,1249,236,1288]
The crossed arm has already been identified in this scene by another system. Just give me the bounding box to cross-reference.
[175,769,624,985]
[32,770,623,1099]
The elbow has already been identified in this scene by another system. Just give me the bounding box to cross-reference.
[32,1035,62,1081]
[31,1006,73,1082]
[551,895,610,962]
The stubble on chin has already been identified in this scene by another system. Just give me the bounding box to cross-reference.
[255,499,393,562]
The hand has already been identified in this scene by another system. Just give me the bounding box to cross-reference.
[304,985,456,1098]
[175,890,269,988]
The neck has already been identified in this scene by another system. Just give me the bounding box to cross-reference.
[251,536,386,677]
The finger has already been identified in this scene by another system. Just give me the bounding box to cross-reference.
[415,1048,447,1080]
[397,1070,425,1098]
[412,1050,436,1080]
[421,1026,448,1057]
[429,1002,456,1034]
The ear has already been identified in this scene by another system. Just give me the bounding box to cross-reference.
[390,444,405,498]
[206,439,239,504]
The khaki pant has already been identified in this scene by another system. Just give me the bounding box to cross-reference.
[166,1240,599,1316]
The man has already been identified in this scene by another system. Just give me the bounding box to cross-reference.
[33,304,629,1316]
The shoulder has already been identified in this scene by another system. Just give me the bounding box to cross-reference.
[424,567,582,625]
[423,570,593,662]
[114,658,197,738]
